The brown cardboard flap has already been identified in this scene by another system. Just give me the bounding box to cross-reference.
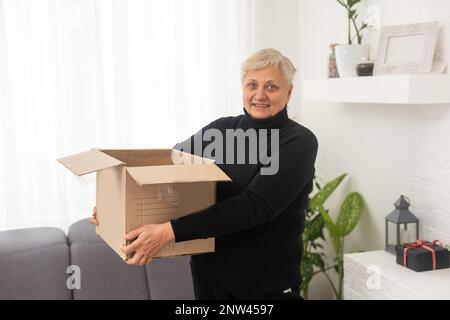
[127,164,231,186]
[171,149,215,165]
[58,149,124,176]
[101,149,172,166]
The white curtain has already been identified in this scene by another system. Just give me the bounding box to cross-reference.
[0,0,258,231]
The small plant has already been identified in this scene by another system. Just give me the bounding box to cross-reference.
[300,178,326,300]
[336,0,368,44]
[301,174,364,300]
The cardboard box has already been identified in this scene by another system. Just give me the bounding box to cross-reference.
[58,148,231,260]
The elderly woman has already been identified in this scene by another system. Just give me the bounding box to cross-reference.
[91,48,318,300]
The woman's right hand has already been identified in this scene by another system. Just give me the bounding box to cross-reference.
[90,206,99,226]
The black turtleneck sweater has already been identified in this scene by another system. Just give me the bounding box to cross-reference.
[170,107,318,294]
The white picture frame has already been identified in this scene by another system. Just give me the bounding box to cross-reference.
[373,21,439,76]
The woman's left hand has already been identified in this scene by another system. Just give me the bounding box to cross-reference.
[121,222,175,266]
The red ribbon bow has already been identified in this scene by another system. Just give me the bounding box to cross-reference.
[403,240,441,270]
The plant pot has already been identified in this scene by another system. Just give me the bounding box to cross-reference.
[356,62,374,76]
[335,44,370,77]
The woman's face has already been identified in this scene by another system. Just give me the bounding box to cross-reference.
[242,65,293,119]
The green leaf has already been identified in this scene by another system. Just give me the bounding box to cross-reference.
[311,242,325,250]
[336,0,347,9]
[318,206,341,253]
[348,0,361,8]
[332,235,342,255]
[318,206,336,236]
[335,192,364,237]
[359,23,368,31]
[308,174,347,210]
[334,264,340,273]
[300,257,314,290]
[314,180,322,191]
[309,253,325,270]
[303,213,325,242]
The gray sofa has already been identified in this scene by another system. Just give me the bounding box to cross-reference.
[0,219,195,300]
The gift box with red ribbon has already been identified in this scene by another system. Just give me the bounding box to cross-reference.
[395,240,449,272]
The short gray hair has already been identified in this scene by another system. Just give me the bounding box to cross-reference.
[241,48,297,85]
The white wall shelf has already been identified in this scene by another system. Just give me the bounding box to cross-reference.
[302,75,450,104]
[344,250,450,299]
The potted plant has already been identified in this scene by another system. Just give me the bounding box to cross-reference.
[334,0,370,77]
[301,174,364,300]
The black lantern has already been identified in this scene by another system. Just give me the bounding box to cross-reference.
[385,195,419,254]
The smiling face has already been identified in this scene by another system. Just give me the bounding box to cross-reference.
[242,65,293,119]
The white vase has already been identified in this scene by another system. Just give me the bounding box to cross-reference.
[335,44,370,77]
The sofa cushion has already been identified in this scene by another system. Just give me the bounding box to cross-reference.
[146,256,195,300]
[0,227,71,300]
[67,218,103,244]
[68,219,150,300]
[0,227,68,256]
[70,242,150,300]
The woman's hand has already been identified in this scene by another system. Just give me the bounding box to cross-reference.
[121,222,175,266]
[90,207,99,226]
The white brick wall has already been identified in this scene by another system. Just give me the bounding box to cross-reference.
[368,0,450,250]
[410,106,450,245]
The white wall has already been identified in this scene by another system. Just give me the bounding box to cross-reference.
[247,0,301,118]
[298,0,450,299]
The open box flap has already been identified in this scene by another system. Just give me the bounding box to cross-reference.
[127,164,231,186]
[57,149,124,176]
[171,149,215,165]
